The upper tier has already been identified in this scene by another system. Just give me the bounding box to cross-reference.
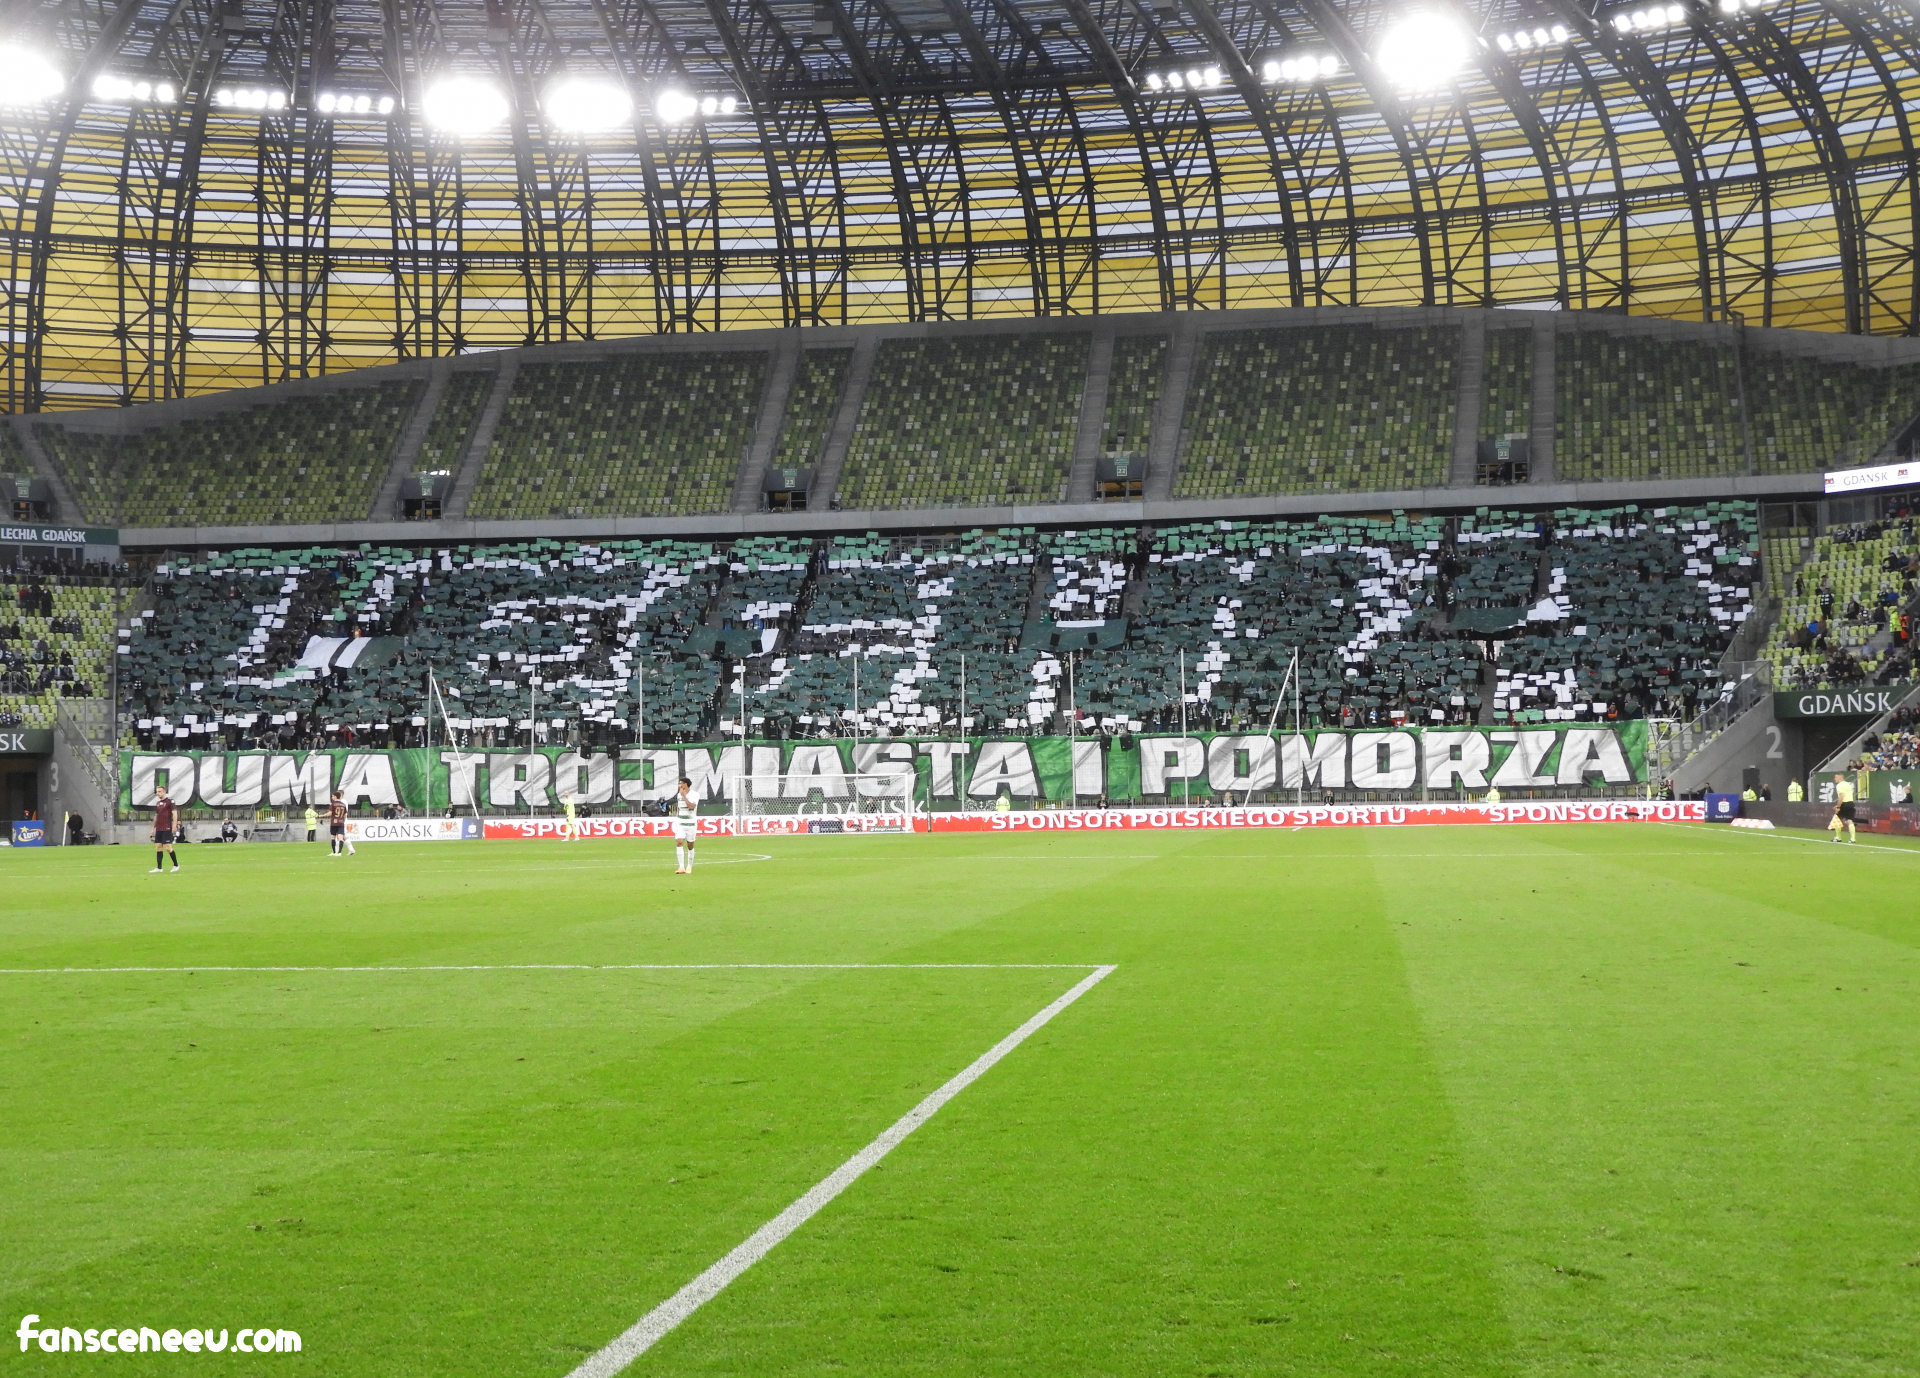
[19,307,1920,536]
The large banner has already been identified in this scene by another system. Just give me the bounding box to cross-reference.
[121,722,1652,813]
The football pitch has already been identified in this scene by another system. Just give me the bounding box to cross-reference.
[3,823,1916,1377]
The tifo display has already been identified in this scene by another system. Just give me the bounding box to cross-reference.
[113,504,1758,761]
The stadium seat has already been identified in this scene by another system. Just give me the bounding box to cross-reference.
[38,381,421,527]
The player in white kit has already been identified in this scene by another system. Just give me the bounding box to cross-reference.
[672,776,698,873]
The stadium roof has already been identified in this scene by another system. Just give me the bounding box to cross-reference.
[2,0,1917,411]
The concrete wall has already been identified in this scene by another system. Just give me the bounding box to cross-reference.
[112,468,1824,553]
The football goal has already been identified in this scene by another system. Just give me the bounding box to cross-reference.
[730,773,922,833]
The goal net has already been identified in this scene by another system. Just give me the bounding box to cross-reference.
[730,772,921,834]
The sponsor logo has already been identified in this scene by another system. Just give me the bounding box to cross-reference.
[939,801,1705,831]
[10,822,46,846]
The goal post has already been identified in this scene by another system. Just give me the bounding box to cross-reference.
[730,772,922,834]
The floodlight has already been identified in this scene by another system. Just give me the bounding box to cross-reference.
[1319,55,1339,76]
[654,88,698,123]
[700,95,718,114]
[1185,68,1202,87]
[422,75,508,134]
[378,95,395,113]
[543,74,631,132]
[0,43,63,105]
[1202,65,1222,87]
[1374,11,1473,90]
[720,95,738,114]
[1260,60,1280,81]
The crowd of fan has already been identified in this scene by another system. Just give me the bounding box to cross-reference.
[1769,519,1918,687]
[113,504,1759,753]
[1850,705,1920,771]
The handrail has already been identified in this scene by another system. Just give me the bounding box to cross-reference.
[1813,681,1920,775]
[55,698,118,805]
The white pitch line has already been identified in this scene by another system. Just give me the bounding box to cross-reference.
[0,962,1103,975]
[564,963,1118,1378]
[1658,820,1920,857]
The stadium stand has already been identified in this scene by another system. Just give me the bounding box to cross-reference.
[1102,335,1167,457]
[1549,337,1919,482]
[1482,328,1533,440]
[747,529,1041,736]
[1478,503,1757,723]
[1760,518,1918,688]
[1173,323,1457,498]
[417,371,493,473]
[770,348,853,471]
[467,352,766,519]
[834,334,1088,509]
[0,565,131,730]
[40,380,421,527]
[116,501,1767,755]
[1555,334,1743,482]
[1124,513,1468,730]
[119,539,732,749]
[1745,355,1920,474]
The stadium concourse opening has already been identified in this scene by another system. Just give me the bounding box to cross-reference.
[9,0,1920,1369]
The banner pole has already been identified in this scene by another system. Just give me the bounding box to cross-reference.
[528,680,536,818]
[959,651,967,813]
[1247,649,1293,807]
[1069,649,1077,803]
[1294,647,1302,805]
[1180,651,1188,807]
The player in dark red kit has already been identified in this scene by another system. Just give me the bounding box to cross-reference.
[150,786,181,873]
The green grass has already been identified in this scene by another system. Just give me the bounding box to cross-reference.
[3,823,1917,1376]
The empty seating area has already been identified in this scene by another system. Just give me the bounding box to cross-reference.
[42,380,420,527]
[19,314,1920,537]
[1761,519,1919,688]
[1101,335,1167,456]
[417,371,493,473]
[1174,324,1457,498]
[771,349,852,469]
[1746,356,1920,474]
[836,334,1088,509]
[1483,329,1533,439]
[1556,333,1742,482]
[468,352,766,519]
